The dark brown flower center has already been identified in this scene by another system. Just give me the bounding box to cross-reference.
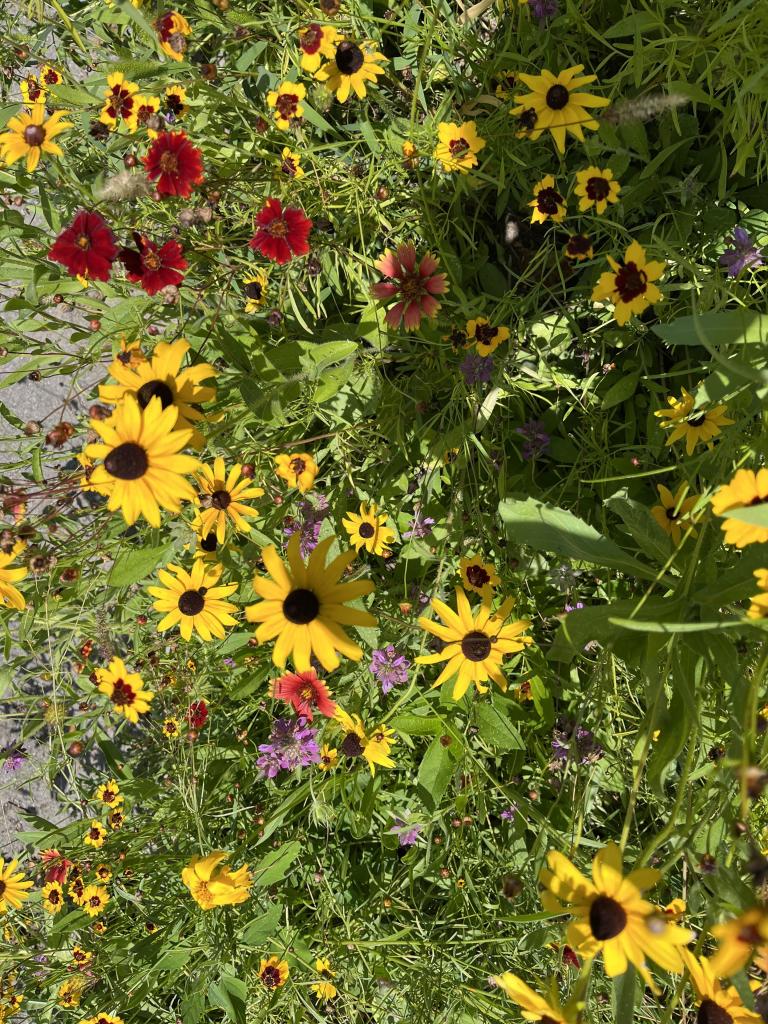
[48,888,61,902]
[110,678,136,706]
[89,895,102,908]
[518,107,537,131]
[200,532,218,552]
[290,457,306,475]
[336,41,364,75]
[688,412,707,427]
[474,323,497,347]
[567,234,592,256]
[283,588,320,624]
[448,137,470,157]
[281,156,299,177]
[461,630,492,662]
[358,522,375,539]
[546,83,570,109]
[275,93,299,119]
[0,880,6,896]
[269,219,288,237]
[211,489,231,510]
[137,379,174,410]
[102,789,115,802]
[536,186,563,215]
[178,589,206,616]
[166,93,184,115]
[104,441,149,480]
[466,564,490,588]
[159,150,179,173]
[23,124,46,147]
[245,280,263,300]
[341,732,364,757]
[665,506,679,520]
[697,1000,733,1024]
[89,828,101,840]
[586,176,611,201]
[614,261,647,302]
[589,895,627,940]
[261,966,282,988]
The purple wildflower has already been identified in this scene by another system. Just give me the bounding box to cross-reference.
[3,746,27,773]
[408,583,430,608]
[403,507,435,540]
[515,420,550,460]
[283,494,330,557]
[257,717,320,778]
[500,804,518,821]
[564,601,584,613]
[529,0,559,19]
[371,645,411,694]
[389,816,423,846]
[551,719,603,766]
[222,657,236,668]
[460,352,494,387]
[719,226,764,278]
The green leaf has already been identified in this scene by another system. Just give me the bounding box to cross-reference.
[251,840,301,887]
[181,989,206,1024]
[612,966,639,1019]
[239,903,283,945]
[652,309,768,348]
[475,703,525,751]
[604,488,672,564]
[389,713,441,737]
[498,497,660,580]
[647,687,691,796]
[107,544,171,587]
[713,503,768,527]
[416,737,455,810]
[208,974,247,1024]
[153,947,193,973]
[49,83,99,107]
[600,372,639,410]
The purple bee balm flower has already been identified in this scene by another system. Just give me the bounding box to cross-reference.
[403,507,435,540]
[529,0,559,19]
[460,352,494,387]
[500,804,518,821]
[389,816,423,846]
[371,645,411,694]
[515,419,550,460]
[283,494,330,557]
[719,226,764,277]
[3,747,27,773]
[257,717,320,778]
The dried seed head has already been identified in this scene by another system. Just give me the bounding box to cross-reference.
[96,170,153,203]
[601,91,689,125]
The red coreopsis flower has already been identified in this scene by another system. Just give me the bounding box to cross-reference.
[371,243,448,330]
[48,210,118,282]
[249,198,312,265]
[143,130,204,198]
[119,232,187,296]
[41,849,72,884]
[187,700,208,729]
[270,670,337,721]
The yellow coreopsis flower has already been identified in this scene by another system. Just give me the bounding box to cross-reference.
[311,958,338,1001]
[279,147,304,178]
[574,166,621,214]
[41,881,65,914]
[459,555,500,599]
[83,821,108,850]
[275,452,318,493]
[259,956,289,988]
[298,23,340,73]
[181,851,252,909]
[433,121,485,173]
[96,657,154,723]
[591,240,665,325]
[465,317,509,356]
[94,780,123,807]
[529,175,567,224]
[0,103,71,172]
[266,81,306,130]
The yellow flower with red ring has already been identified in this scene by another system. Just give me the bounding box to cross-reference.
[591,240,664,325]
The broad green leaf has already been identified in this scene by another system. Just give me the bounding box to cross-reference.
[251,840,301,887]
[652,309,768,348]
[475,703,525,751]
[108,544,171,587]
[389,713,441,737]
[713,503,768,527]
[612,966,639,1019]
[208,974,247,1024]
[153,948,193,973]
[601,372,639,410]
[604,488,672,565]
[416,737,455,810]
[239,903,283,945]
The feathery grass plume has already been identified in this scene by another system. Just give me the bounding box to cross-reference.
[601,91,689,125]
[95,170,152,203]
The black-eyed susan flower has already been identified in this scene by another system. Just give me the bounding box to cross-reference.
[84,396,200,527]
[565,234,593,261]
[275,452,318,493]
[148,561,238,642]
[655,388,734,457]
[266,81,306,130]
[529,175,567,224]
[161,717,181,738]
[298,23,340,72]
[127,94,161,133]
[459,555,499,599]
[315,39,387,102]
[243,270,268,312]
[279,147,304,178]
[335,708,396,775]
[259,956,289,989]
[71,946,92,967]
[0,103,71,172]
[107,808,124,830]
[245,534,376,672]
[156,10,191,61]
[433,121,486,173]
[83,821,108,850]
[712,472,768,549]
[512,65,609,153]
[465,317,509,356]
[709,907,768,978]
[591,241,665,325]
[311,959,338,1001]
[492,972,573,1023]
[318,744,338,770]
[41,881,64,914]
[416,589,531,700]
[98,338,217,449]
[181,851,252,909]
[650,483,700,544]
[574,166,621,214]
[342,502,395,556]
[682,951,761,1023]
[97,657,154,724]
[94,864,112,884]
[94,780,123,808]
[0,548,26,610]
[99,72,139,130]
[196,457,264,544]
[57,978,85,1008]
[539,843,690,987]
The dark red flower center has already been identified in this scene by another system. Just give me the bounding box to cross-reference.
[89,827,101,840]
[586,176,611,201]
[290,457,306,474]
[211,489,231,510]
[448,137,470,157]
[546,83,570,109]
[281,156,299,177]
[697,1000,732,1024]
[48,888,61,903]
[110,677,136,706]
[261,966,282,988]
[567,234,592,255]
[474,323,497,347]
[461,630,492,662]
[159,150,179,173]
[23,124,46,147]
[166,92,184,115]
[104,442,149,480]
[665,506,679,520]
[466,564,490,588]
[589,895,627,940]
[89,895,102,908]
[276,92,300,119]
[137,379,174,409]
[178,589,206,616]
[136,104,155,125]
[245,280,264,300]
[536,186,563,215]
[614,261,647,302]
[687,412,707,427]
[283,588,320,624]
[43,69,59,84]
[102,789,116,802]
[26,78,43,100]
[300,24,323,53]
[336,41,364,74]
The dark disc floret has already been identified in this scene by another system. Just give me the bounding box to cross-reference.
[104,442,149,480]
[588,895,627,940]
[283,588,320,624]
[178,589,206,616]
[137,379,175,409]
[461,630,492,662]
[336,40,364,75]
